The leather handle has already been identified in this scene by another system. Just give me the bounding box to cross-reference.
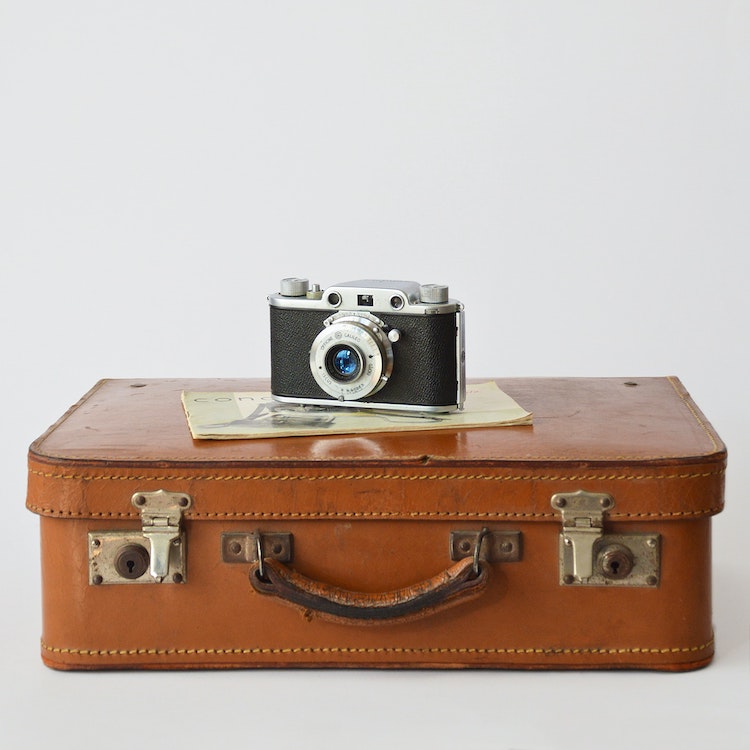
[249,556,488,624]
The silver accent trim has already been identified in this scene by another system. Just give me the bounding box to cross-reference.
[309,313,394,401]
[420,283,449,304]
[279,277,310,297]
[272,394,462,413]
[269,279,461,315]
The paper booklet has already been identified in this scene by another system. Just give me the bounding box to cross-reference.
[182,381,532,440]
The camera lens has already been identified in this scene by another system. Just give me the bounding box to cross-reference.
[326,345,361,381]
[310,314,394,401]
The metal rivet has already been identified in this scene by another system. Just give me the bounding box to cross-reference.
[272,543,283,556]
[500,542,513,553]
[92,575,104,585]
[646,575,658,586]
[459,539,472,553]
[646,538,657,548]
[564,537,573,547]
[134,495,146,506]
[600,497,612,509]
[555,497,567,508]
[229,541,242,555]
[172,573,183,584]
[179,497,189,507]
[563,574,575,585]
[92,539,101,548]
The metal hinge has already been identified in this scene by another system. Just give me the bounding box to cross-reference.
[551,490,660,587]
[88,490,191,585]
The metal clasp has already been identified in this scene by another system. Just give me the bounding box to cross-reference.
[132,490,192,581]
[88,489,191,585]
[551,490,612,582]
[551,490,661,587]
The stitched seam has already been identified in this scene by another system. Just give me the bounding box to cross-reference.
[666,376,721,454]
[28,468,724,483]
[26,503,723,520]
[41,638,714,658]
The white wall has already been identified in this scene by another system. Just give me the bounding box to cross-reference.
[2,2,748,747]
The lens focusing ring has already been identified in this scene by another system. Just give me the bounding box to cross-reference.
[310,314,394,401]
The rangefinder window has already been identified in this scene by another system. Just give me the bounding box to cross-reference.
[357,294,374,306]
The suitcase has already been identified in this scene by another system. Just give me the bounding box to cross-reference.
[27,376,726,671]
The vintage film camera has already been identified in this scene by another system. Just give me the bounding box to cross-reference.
[269,278,465,412]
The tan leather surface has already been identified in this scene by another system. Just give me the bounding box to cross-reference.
[28,377,725,670]
[38,516,715,670]
[30,376,724,465]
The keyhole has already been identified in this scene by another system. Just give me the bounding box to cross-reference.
[115,544,150,579]
[598,544,634,580]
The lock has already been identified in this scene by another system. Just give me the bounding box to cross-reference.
[551,490,661,587]
[88,490,191,585]
[114,544,150,579]
[597,544,634,580]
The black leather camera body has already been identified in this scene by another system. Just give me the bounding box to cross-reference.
[269,279,465,412]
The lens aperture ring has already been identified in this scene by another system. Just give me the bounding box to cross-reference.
[310,315,394,400]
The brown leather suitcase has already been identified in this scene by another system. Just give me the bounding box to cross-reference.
[27,376,726,670]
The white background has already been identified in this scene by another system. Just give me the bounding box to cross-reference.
[1,2,749,747]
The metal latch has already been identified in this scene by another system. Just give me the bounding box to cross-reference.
[551,490,660,587]
[88,490,191,585]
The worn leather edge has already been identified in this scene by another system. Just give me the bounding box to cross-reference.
[39,635,715,670]
[666,376,725,455]
[27,377,727,465]
[28,379,110,459]
[26,462,726,520]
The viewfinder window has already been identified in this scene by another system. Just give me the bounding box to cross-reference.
[357,294,374,306]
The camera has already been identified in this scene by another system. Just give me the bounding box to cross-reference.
[269,278,465,412]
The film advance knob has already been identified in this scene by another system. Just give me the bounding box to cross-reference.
[419,284,449,304]
[279,278,310,297]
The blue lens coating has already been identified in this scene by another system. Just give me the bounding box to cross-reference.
[333,348,359,377]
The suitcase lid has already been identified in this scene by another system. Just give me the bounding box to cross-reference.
[27,377,726,522]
